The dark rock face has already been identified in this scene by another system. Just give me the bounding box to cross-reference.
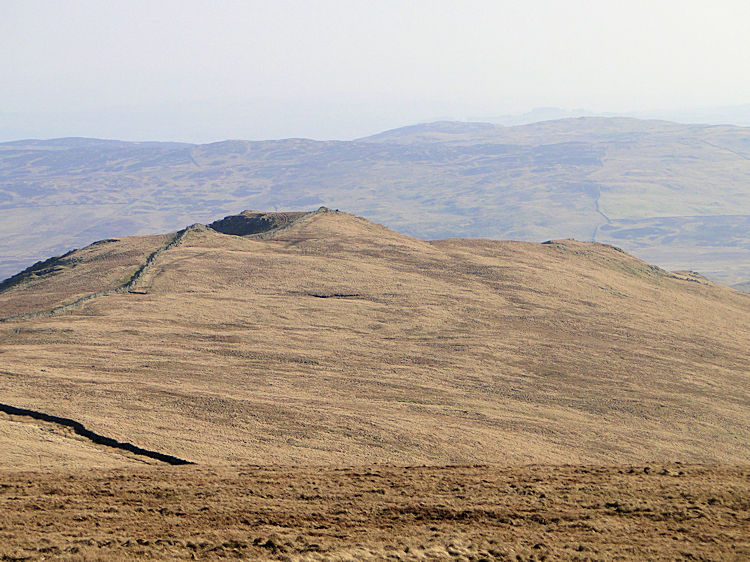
[0,250,78,293]
[208,210,312,236]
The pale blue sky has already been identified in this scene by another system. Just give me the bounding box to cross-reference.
[2,0,749,141]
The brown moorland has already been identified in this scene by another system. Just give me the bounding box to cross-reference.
[0,208,748,559]
[0,463,747,560]
[1,208,748,466]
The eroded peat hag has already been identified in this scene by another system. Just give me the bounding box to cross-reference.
[0,403,193,465]
[0,464,747,560]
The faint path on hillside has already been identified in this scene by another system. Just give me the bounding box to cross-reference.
[187,148,201,167]
[701,140,750,160]
[590,183,611,241]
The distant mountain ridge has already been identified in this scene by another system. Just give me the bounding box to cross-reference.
[1,117,749,288]
[472,104,750,127]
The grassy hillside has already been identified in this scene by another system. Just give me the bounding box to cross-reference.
[1,209,748,467]
[1,117,749,288]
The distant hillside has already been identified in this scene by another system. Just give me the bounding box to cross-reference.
[1,209,749,467]
[1,117,749,288]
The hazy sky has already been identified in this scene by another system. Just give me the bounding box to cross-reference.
[2,0,749,142]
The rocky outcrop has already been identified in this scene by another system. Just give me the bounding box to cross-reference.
[208,210,318,236]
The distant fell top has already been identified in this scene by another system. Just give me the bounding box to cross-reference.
[359,117,727,145]
[1,116,749,291]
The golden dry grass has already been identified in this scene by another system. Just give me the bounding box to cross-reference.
[0,463,747,560]
[0,234,171,318]
[0,411,152,470]
[0,209,748,467]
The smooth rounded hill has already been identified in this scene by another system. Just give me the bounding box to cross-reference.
[0,208,748,468]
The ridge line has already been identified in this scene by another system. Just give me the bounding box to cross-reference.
[0,227,193,323]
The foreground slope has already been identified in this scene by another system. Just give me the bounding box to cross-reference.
[2,464,747,560]
[1,209,749,466]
